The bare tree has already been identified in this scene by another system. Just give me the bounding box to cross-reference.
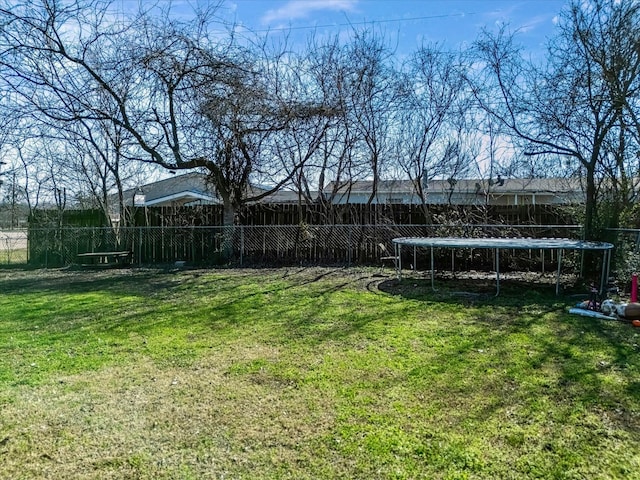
[567,0,640,230]
[61,116,152,225]
[395,45,469,219]
[0,0,333,234]
[10,132,46,220]
[291,33,365,223]
[471,0,640,240]
[292,30,401,225]
[191,35,332,225]
[342,30,399,212]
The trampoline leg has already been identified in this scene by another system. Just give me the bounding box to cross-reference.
[600,249,610,295]
[431,246,435,291]
[451,250,455,273]
[397,243,402,281]
[495,248,500,296]
[556,249,563,295]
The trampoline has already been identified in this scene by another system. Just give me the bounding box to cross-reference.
[392,237,614,295]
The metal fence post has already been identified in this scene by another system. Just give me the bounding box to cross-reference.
[347,225,352,266]
[44,231,47,268]
[240,226,244,266]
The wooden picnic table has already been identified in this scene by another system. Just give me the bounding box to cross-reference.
[77,251,132,267]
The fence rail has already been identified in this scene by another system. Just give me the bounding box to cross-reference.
[26,224,588,271]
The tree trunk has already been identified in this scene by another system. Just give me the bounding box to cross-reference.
[582,169,601,278]
[220,198,236,261]
[583,169,598,241]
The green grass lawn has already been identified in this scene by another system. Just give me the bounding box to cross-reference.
[0,247,28,265]
[0,266,639,479]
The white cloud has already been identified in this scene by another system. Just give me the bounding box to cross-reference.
[518,15,547,33]
[261,0,358,25]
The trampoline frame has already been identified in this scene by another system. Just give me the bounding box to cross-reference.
[392,237,614,295]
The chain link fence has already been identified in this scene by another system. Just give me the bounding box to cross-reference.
[0,230,28,265]
[26,223,585,270]
[606,228,640,283]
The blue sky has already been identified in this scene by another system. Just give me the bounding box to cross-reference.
[217,0,569,57]
[113,0,570,58]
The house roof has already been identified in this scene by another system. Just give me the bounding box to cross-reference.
[122,172,300,207]
[324,177,582,195]
[252,189,300,204]
[321,177,586,206]
[126,172,218,206]
[431,177,582,194]
[122,173,584,209]
[324,179,413,194]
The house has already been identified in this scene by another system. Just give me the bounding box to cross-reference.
[323,180,421,205]
[113,173,584,226]
[121,172,303,207]
[122,172,219,207]
[323,177,584,206]
[123,173,585,209]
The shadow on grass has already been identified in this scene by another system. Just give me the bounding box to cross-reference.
[3,266,639,440]
[0,266,376,339]
[0,266,181,296]
[377,275,640,436]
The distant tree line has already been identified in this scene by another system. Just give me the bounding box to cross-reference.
[0,0,639,241]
